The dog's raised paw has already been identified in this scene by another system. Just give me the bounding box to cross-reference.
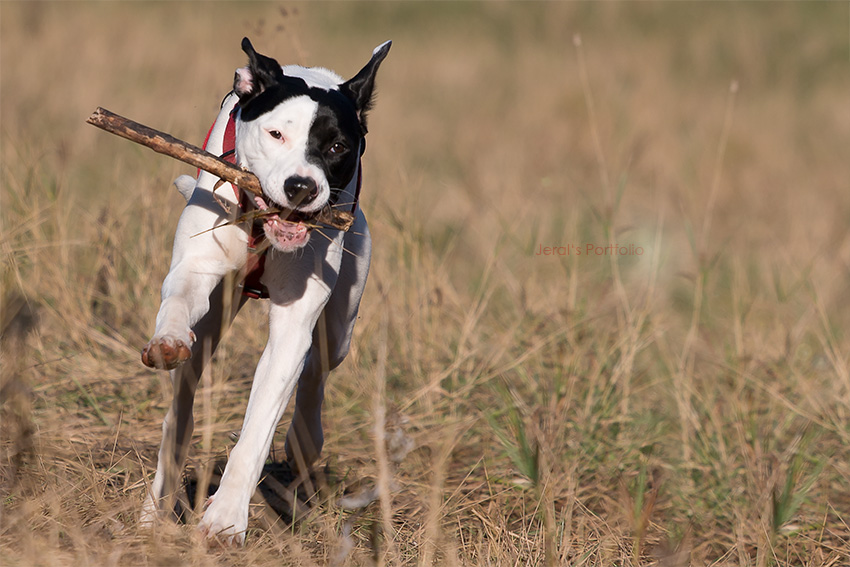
[141,335,193,370]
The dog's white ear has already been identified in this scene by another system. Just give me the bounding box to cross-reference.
[340,40,392,133]
[234,37,284,104]
[233,67,254,98]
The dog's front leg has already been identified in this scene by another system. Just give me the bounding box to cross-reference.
[198,251,340,545]
[141,182,247,522]
[140,93,242,371]
[142,193,247,370]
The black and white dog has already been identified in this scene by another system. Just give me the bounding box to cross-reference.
[139,38,390,545]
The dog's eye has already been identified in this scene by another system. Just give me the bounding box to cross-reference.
[328,142,347,155]
[268,130,283,141]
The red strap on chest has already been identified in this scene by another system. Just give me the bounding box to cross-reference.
[201,108,240,197]
[202,109,266,298]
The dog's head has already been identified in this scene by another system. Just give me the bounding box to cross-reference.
[233,37,390,252]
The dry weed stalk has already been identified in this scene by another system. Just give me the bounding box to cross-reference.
[675,80,740,465]
[372,307,397,566]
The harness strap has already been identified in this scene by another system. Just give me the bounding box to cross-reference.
[201,107,240,197]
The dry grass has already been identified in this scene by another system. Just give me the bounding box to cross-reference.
[2,2,850,565]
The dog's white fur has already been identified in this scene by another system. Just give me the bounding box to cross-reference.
[140,68,372,544]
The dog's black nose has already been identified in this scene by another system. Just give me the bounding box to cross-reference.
[284,176,319,206]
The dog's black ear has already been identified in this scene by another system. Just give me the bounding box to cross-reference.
[234,37,285,104]
[340,41,392,133]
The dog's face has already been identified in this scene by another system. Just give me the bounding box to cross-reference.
[233,37,390,252]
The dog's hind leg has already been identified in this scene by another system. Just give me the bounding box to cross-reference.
[286,213,372,472]
[140,278,246,525]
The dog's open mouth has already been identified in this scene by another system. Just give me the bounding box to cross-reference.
[253,195,315,251]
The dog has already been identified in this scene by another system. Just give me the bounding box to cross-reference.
[138,37,390,545]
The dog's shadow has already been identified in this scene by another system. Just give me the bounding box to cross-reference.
[180,459,330,526]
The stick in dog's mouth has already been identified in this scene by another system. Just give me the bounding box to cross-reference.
[189,196,353,241]
[252,195,341,229]
[256,192,355,230]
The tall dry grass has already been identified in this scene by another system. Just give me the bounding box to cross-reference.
[2,2,850,565]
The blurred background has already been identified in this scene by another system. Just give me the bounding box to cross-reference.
[2,2,849,565]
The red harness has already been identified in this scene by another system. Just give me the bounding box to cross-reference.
[201,108,362,299]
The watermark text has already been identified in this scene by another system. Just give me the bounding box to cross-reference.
[534,243,644,256]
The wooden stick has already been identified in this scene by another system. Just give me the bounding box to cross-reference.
[85,107,354,231]
[87,107,262,195]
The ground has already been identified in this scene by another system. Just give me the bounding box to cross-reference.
[2,2,850,565]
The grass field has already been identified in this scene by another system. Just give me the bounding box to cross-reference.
[2,2,850,565]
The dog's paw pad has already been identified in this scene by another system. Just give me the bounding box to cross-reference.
[141,336,192,370]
